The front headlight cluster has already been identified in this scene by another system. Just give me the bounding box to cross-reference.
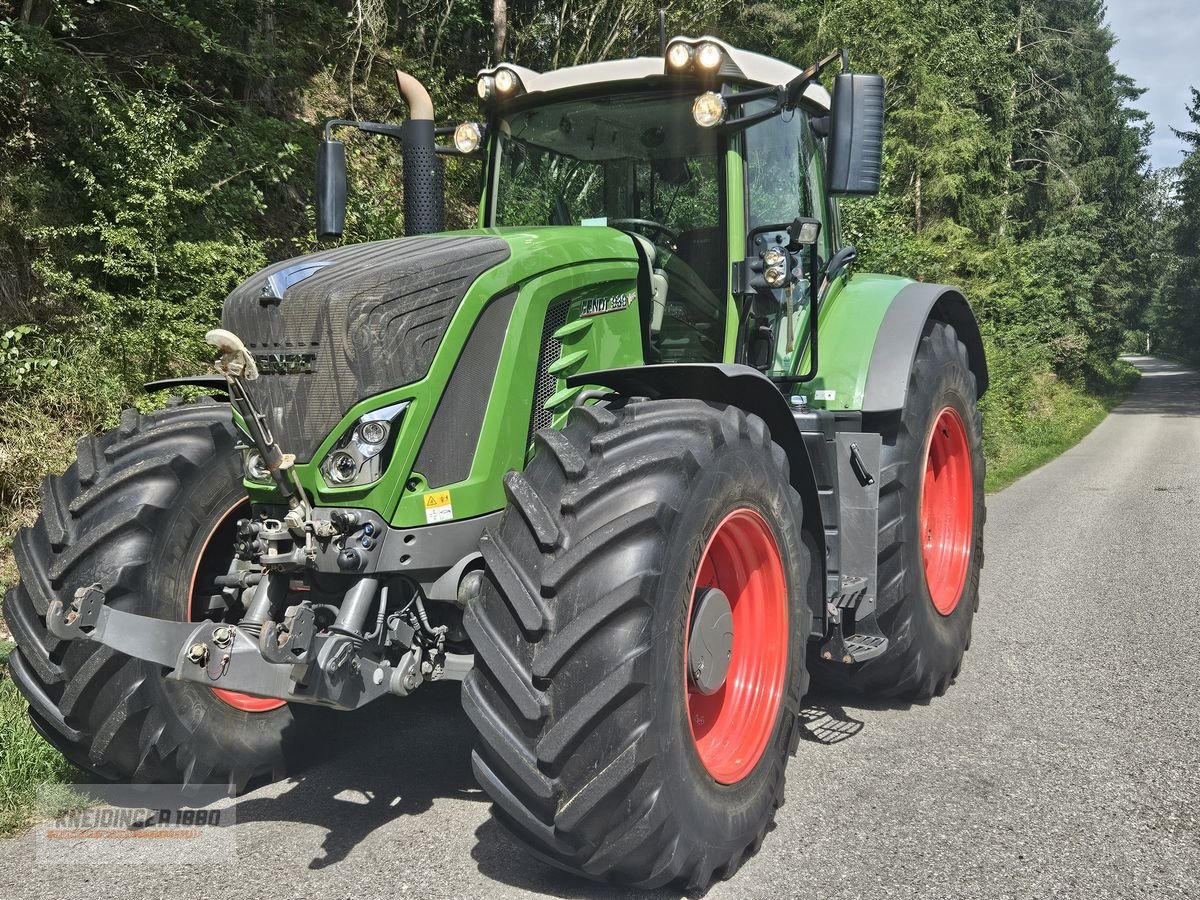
[665,39,726,74]
[477,66,524,102]
[762,246,789,287]
[319,401,408,489]
[240,401,408,491]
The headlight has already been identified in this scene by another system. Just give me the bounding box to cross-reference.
[764,265,788,288]
[494,68,519,94]
[320,401,408,489]
[244,450,270,482]
[453,121,483,154]
[476,75,495,101]
[763,247,787,269]
[666,41,693,69]
[696,42,723,70]
[359,420,388,445]
[326,451,358,484]
[692,91,726,128]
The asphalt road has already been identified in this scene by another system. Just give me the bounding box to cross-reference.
[4,355,1198,899]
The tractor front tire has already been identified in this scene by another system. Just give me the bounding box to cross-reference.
[2,398,315,789]
[464,400,813,891]
[811,318,985,700]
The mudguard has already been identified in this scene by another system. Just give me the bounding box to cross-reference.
[801,275,987,413]
[861,282,987,412]
[143,375,229,395]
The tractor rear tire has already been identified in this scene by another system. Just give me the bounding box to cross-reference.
[811,319,985,700]
[2,398,316,789]
[464,400,812,891]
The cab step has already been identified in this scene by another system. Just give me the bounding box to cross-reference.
[817,612,889,664]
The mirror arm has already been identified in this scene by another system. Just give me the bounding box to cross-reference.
[716,86,785,133]
[324,119,478,157]
[784,48,846,108]
[716,47,846,134]
[323,118,405,141]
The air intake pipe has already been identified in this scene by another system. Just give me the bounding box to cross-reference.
[396,70,444,236]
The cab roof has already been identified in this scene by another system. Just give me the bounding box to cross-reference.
[478,36,832,112]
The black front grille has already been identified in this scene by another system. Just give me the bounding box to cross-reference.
[528,300,570,445]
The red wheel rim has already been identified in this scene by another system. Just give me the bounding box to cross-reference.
[685,509,788,784]
[189,499,286,713]
[920,407,974,616]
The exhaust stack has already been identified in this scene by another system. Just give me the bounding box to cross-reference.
[396,70,444,236]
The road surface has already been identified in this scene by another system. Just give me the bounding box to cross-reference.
[3,356,1198,898]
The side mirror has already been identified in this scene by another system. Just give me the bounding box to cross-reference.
[828,73,884,196]
[316,139,347,239]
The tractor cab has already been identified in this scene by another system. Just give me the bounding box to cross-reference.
[467,38,865,375]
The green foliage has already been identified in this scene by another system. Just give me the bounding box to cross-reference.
[0,326,57,388]
[1144,89,1200,362]
[0,662,81,834]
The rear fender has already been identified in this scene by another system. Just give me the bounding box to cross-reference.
[802,276,987,412]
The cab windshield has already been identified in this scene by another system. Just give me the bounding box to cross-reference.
[492,90,728,362]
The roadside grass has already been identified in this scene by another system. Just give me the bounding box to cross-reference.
[0,643,81,836]
[983,361,1141,492]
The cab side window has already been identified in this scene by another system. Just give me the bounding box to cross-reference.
[744,108,831,375]
[745,108,831,260]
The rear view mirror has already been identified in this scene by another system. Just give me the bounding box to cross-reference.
[827,73,884,196]
[316,139,347,239]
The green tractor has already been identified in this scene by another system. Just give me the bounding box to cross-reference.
[4,36,986,890]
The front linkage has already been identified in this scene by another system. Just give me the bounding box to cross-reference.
[46,573,468,710]
[43,329,481,710]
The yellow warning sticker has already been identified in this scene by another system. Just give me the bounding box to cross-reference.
[423,490,453,524]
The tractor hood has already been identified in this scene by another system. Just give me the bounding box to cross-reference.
[222,235,511,463]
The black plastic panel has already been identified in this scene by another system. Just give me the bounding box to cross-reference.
[413,290,518,488]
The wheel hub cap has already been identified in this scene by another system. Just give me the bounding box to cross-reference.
[687,588,733,695]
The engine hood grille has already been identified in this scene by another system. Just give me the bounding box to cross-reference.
[222,235,510,463]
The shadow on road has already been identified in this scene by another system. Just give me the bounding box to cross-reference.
[472,817,684,899]
[798,699,868,744]
[229,680,484,870]
[217,678,897,891]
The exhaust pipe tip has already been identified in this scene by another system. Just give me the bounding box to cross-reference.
[396,70,434,121]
